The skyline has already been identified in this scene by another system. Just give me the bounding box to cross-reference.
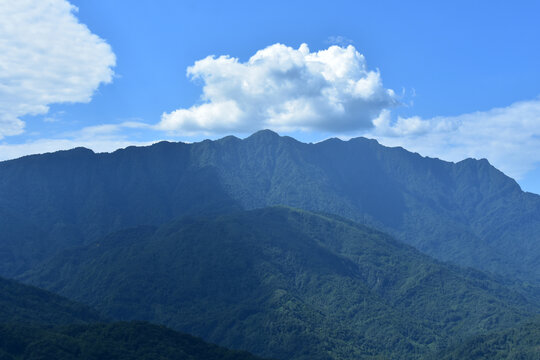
[1,0,539,193]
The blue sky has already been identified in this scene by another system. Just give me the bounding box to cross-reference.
[1,0,540,193]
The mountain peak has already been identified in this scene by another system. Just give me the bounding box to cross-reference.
[246,129,280,140]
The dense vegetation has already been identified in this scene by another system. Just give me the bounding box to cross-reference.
[437,319,540,359]
[1,130,540,285]
[0,322,268,360]
[0,277,268,359]
[21,207,540,360]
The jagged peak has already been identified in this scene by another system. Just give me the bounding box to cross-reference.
[458,157,491,166]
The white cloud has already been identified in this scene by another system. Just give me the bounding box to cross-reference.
[159,43,396,135]
[369,98,540,179]
[0,0,116,139]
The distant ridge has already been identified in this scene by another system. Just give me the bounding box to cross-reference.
[1,130,539,284]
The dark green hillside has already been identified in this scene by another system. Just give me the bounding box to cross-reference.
[1,130,539,285]
[0,322,269,360]
[438,319,540,359]
[0,276,101,325]
[23,207,539,360]
[0,278,268,360]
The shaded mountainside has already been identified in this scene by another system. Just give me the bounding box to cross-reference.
[437,319,540,360]
[0,322,269,360]
[22,207,540,360]
[0,276,101,326]
[0,277,269,360]
[1,130,539,284]
[0,146,241,277]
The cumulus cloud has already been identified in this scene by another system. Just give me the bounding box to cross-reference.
[369,98,540,179]
[159,43,396,135]
[0,0,115,139]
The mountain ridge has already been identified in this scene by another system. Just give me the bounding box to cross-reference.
[1,130,539,285]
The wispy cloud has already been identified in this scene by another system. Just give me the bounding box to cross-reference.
[158,43,396,135]
[43,111,66,123]
[0,121,154,161]
[368,97,540,179]
[326,36,354,47]
[0,0,116,139]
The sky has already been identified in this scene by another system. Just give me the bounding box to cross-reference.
[1,0,540,193]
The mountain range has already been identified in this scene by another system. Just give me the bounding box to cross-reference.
[1,130,539,284]
[1,130,540,359]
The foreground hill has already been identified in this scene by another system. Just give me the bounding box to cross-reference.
[0,322,268,360]
[22,207,539,360]
[0,278,268,360]
[1,130,539,285]
[0,276,101,325]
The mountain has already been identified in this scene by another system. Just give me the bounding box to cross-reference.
[22,207,540,360]
[0,276,101,326]
[0,322,269,360]
[1,130,539,284]
[437,318,540,359]
[0,146,240,277]
[0,277,268,360]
